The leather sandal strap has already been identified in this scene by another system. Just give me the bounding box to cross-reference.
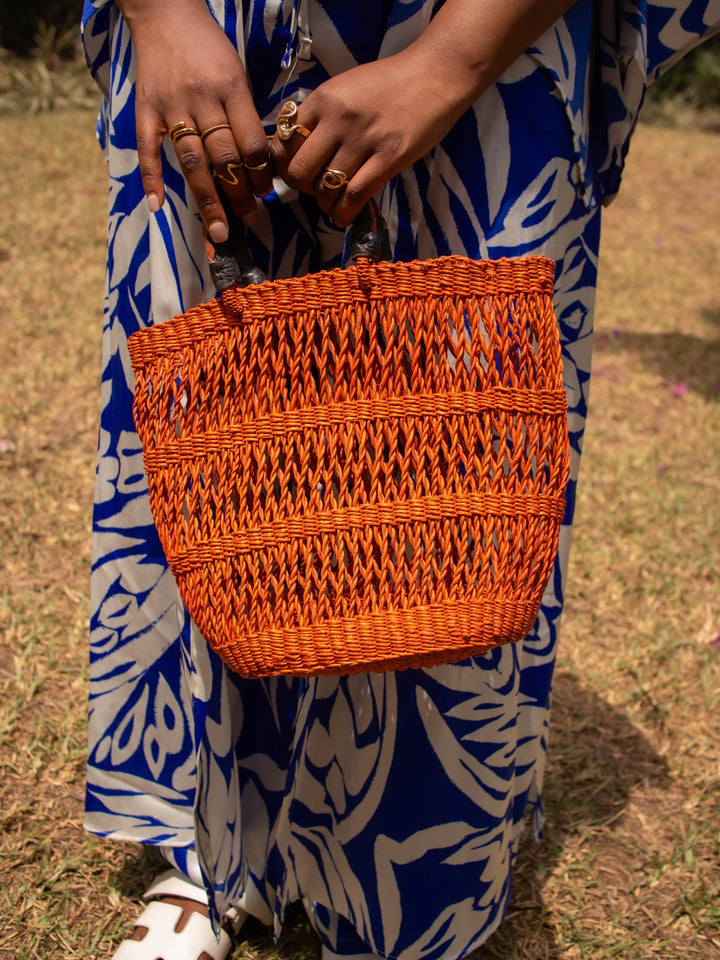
[143,868,209,905]
[111,899,233,960]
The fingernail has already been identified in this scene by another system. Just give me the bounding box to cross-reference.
[147,193,161,214]
[208,220,229,243]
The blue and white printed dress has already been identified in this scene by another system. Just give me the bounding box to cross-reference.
[81,1,719,955]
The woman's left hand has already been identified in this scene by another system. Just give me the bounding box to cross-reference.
[269,49,472,225]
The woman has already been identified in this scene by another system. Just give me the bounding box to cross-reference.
[81,2,719,958]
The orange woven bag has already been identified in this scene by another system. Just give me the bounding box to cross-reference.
[128,211,570,678]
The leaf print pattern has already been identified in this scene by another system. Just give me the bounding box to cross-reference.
[81,0,720,955]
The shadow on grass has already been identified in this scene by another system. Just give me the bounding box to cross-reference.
[596,310,720,398]
[471,670,672,960]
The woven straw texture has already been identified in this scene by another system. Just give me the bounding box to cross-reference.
[128,254,570,678]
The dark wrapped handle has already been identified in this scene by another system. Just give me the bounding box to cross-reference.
[209,188,391,290]
[342,200,393,266]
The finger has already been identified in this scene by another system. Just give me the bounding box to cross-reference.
[225,99,275,199]
[269,101,324,190]
[136,112,167,213]
[272,131,347,197]
[313,154,361,217]
[171,127,232,242]
[327,159,384,227]
[238,135,274,199]
[199,126,258,220]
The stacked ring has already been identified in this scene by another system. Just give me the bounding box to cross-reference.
[320,168,349,191]
[168,121,201,143]
[200,123,232,141]
[276,101,313,141]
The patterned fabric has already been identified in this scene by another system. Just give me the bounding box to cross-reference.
[81,1,720,956]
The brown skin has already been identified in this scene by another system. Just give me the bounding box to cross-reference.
[117,0,577,236]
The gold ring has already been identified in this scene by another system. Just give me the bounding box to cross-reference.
[320,168,349,191]
[168,121,200,143]
[215,162,245,186]
[244,155,271,172]
[167,121,187,139]
[200,123,232,141]
[276,100,313,141]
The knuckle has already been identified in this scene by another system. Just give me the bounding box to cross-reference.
[306,85,325,112]
[196,195,220,214]
[213,148,243,168]
[223,75,252,103]
[243,140,270,168]
[283,165,302,190]
[177,148,205,175]
[136,134,158,154]
[269,139,287,169]
[287,154,314,188]
[344,181,366,206]
[140,170,162,189]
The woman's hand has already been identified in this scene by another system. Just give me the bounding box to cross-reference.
[269,49,465,226]
[118,0,272,241]
[269,0,578,226]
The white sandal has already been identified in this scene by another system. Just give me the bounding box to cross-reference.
[111,868,247,960]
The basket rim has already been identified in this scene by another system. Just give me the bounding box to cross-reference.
[127,254,557,366]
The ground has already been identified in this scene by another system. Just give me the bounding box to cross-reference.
[0,112,718,960]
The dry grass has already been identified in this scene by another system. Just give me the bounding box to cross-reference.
[0,110,718,959]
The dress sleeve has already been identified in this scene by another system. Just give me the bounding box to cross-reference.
[81,0,118,100]
[593,0,720,205]
[645,0,720,80]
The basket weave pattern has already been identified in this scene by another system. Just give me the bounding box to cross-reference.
[129,255,570,677]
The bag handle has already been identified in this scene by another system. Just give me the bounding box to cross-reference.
[208,188,392,290]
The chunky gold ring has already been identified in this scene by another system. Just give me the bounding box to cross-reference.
[167,121,188,139]
[276,100,313,141]
[320,168,349,191]
[215,162,245,186]
[168,121,201,143]
[200,123,232,141]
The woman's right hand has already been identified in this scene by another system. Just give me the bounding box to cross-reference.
[118,0,272,241]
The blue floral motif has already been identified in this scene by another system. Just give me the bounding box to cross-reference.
[81,1,719,955]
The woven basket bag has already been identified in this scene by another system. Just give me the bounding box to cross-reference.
[128,209,570,678]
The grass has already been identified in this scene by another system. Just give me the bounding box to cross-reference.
[0,110,719,959]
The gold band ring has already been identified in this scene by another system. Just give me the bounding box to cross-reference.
[320,168,349,191]
[276,100,313,141]
[168,121,201,144]
[244,155,271,171]
[200,123,232,141]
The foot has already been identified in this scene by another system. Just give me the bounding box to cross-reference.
[111,869,247,960]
